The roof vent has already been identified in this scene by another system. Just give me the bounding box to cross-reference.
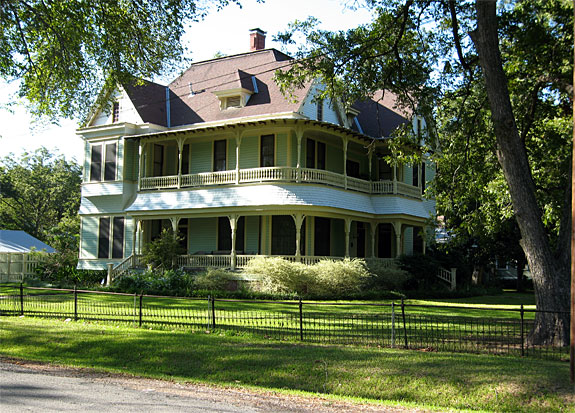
[249,28,266,51]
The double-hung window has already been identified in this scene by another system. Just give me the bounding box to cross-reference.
[98,216,124,259]
[90,143,117,181]
[213,140,227,172]
[260,135,274,167]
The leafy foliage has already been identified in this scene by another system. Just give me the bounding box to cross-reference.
[274,0,573,344]
[0,148,81,242]
[365,261,412,291]
[1,0,240,119]
[193,268,237,291]
[141,228,185,270]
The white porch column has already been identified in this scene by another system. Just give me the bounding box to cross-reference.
[228,215,238,270]
[392,222,402,258]
[370,222,377,258]
[342,137,349,189]
[344,218,352,258]
[295,126,304,183]
[235,131,242,185]
[170,217,181,237]
[292,213,305,262]
[368,151,373,182]
[132,218,139,255]
[137,220,143,254]
[138,142,146,190]
[392,163,398,194]
[177,137,184,189]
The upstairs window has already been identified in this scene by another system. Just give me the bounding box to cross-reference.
[317,142,326,170]
[379,159,392,180]
[306,138,315,168]
[213,140,227,172]
[260,135,274,167]
[346,159,360,178]
[412,163,419,187]
[112,102,120,123]
[421,162,426,194]
[90,143,117,182]
[153,144,164,176]
[306,139,326,170]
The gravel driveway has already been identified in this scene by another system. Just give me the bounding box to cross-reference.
[0,358,423,412]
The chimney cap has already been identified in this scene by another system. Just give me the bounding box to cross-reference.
[249,28,267,35]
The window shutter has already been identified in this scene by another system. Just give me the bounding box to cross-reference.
[90,145,102,182]
[98,217,110,258]
[104,143,117,181]
[111,217,124,259]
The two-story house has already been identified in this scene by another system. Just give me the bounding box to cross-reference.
[77,29,435,277]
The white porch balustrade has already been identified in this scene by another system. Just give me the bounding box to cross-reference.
[140,167,421,198]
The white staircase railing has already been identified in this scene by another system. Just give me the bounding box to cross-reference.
[436,267,457,291]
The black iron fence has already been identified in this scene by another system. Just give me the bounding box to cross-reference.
[0,285,569,361]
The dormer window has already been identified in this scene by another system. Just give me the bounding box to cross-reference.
[226,96,241,108]
[213,88,253,110]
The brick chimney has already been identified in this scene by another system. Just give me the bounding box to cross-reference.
[249,28,266,51]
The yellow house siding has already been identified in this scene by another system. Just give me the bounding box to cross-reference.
[240,135,258,169]
[227,139,236,169]
[190,141,212,174]
[80,216,98,259]
[276,133,288,166]
[245,216,260,254]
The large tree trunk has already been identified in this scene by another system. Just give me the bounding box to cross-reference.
[470,1,570,346]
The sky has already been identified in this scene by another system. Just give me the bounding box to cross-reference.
[0,0,374,163]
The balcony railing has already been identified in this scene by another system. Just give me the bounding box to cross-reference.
[140,166,422,198]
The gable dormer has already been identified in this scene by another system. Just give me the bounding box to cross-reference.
[212,69,258,111]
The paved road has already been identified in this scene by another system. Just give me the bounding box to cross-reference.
[0,360,414,413]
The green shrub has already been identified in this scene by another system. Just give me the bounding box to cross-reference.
[366,261,412,290]
[243,257,314,295]
[194,268,237,291]
[141,228,185,270]
[112,269,195,295]
[310,259,370,297]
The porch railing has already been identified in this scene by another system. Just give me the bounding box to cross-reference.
[110,254,455,290]
[140,167,422,199]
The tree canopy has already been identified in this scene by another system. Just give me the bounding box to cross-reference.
[1,0,239,120]
[275,0,573,345]
[0,147,81,244]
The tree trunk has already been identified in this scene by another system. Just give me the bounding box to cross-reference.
[470,0,570,346]
[515,252,526,293]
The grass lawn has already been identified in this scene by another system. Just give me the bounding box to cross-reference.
[0,316,572,412]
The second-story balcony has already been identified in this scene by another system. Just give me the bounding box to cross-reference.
[139,166,422,199]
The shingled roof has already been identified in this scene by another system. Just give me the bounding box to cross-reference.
[167,49,311,126]
[114,48,411,139]
[353,90,412,139]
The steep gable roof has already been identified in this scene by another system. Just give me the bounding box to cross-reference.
[123,80,168,126]
[353,90,412,138]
